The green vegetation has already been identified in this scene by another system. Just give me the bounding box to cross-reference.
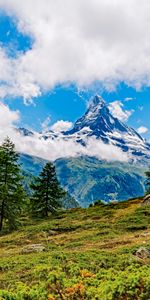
[19,155,146,207]
[0,137,150,299]
[0,138,66,232]
[1,198,150,299]
[0,137,26,231]
[31,162,65,217]
[55,156,146,206]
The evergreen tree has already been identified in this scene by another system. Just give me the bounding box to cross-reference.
[0,137,26,231]
[31,162,65,217]
[145,168,150,194]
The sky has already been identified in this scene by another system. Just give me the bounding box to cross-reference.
[0,0,150,161]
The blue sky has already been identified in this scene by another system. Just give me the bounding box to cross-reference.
[0,4,150,141]
[5,84,150,141]
[0,12,32,56]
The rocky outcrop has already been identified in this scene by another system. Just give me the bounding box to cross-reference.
[21,244,46,254]
[141,194,150,206]
[135,247,150,259]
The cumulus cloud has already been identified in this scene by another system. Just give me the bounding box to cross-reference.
[0,102,20,127]
[109,100,134,122]
[0,1,150,100]
[50,120,73,132]
[0,103,128,162]
[137,126,149,134]
[14,134,129,162]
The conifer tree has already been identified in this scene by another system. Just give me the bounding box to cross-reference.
[31,162,65,217]
[0,137,26,231]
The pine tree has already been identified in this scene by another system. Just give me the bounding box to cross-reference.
[0,137,26,231]
[31,162,65,217]
[145,168,150,194]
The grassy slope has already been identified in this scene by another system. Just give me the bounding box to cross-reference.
[1,198,150,299]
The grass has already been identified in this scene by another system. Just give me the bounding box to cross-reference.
[1,198,150,299]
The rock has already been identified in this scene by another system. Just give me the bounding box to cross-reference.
[21,244,46,254]
[135,247,150,259]
[141,194,150,206]
[141,232,150,237]
[48,230,57,236]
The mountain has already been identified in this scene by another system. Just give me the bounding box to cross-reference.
[19,95,149,206]
[20,153,79,209]
[20,154,146,207]
[64,95,150,163]
[55,156,146,207]
[33,95,150,164]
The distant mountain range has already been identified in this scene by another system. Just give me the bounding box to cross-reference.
[19,95,150,206]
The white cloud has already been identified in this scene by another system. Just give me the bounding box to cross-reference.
[137,126,149,134]
[109,100,134,122]
[14,134,129,162]
[50,120,73,132]
[124,97,134,102]
[0,47,41,102]
[0,103,128,162]
[0,1,150,100]
[41,116,51,132]
[0,102,20,127]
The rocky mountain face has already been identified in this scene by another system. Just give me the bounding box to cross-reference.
[26,95,149,164]
[64,95,150,163]
[19,95,149,206]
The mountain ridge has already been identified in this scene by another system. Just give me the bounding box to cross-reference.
[64,95,150,164]
[18,95,149,206]
[19,95,150,165]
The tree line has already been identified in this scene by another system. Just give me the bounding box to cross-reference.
[0,137,65,232]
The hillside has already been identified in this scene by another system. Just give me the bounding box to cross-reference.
[1,197,150,299]
[18,96,149,207]
[56,156,146,206]
[20,154,146,207]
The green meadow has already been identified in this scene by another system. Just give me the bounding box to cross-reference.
[1,198,150,299]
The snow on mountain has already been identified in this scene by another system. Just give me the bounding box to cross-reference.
[65,95,150,162]
[19,95,150,164]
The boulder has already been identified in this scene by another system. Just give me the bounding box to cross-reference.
[48,230,57,236]
[141,232,150,237]
[21,244,46,254]
[135,247,150,259]
[141,194,150,206]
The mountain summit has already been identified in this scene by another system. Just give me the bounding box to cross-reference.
[64,95,150,163]
[20,95,150,164]
[67,95,112,135]
[67,95,139,136]
[19,95,149,204]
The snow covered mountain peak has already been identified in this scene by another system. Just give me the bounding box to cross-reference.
[86,95,109,121]
[67,95,124,137]
[19,95,150,165]
[89,94,106,107]
[64,95,150,163]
